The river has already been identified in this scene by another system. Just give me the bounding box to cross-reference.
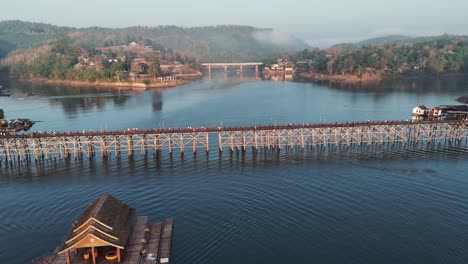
[1,73,468,264]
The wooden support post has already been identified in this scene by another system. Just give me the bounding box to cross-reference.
[180,133,185,154]
[192,134,197,153]
[230,132,234,152]
[117,247,121,263]
[91,246,96,264]
[115,136,120,156]
[100,136,107,157]
[168,134,173,154]
[66,251,71,264]
[142,135,147,155]
[128,135,134,157]
[218,132,222,152]
[277,130,282,149]
[88,137,94,158]
[301,130,305,149]
[242,132,246,151]
[155,134,160,154]
[254,131,258,150]
[206,133,209,152]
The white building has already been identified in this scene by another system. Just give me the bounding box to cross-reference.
[412,105,428,116]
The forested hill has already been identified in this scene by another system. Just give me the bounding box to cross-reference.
[266,35,468,79]
[0,20,71,57]
[0,20,309,61]
[328,34,465,52]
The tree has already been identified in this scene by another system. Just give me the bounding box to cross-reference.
[110,59,125,82]
[52,35,73,55]
[146,53,162,79]
[0,109,4,119]
[326,60,334,75]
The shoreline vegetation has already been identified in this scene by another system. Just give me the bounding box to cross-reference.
[297,71,468,84]
[265,35,468,85]
[23,78,189,89]
[18,73,202,89]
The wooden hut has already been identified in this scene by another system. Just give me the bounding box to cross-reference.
[57,193,135,264]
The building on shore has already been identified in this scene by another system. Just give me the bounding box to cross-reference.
[413,104,468,120]
[412,105,428,117]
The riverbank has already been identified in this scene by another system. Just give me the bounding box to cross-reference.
[298,72,468,84]
[17,77,194,89]
[298,72,381,83]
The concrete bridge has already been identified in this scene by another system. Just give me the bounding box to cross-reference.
[1,120,467,166]
[201,62,263,73]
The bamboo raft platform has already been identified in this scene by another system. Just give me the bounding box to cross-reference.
[1,120,468,166]
[144,223,162,263]
[159,219,174,264]
[123,216,149,264]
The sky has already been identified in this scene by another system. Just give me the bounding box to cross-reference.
[1,0,468,47]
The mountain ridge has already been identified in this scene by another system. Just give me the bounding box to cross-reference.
[0,20,309,61]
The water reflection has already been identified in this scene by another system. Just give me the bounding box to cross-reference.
[299,76,468,95]
[1,75,468,132]
[152,91,163,111]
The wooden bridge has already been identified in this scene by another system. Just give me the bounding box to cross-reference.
[1,120,468,166]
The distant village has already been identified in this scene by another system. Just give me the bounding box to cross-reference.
[76,41,201,82]
[412,104,468,120]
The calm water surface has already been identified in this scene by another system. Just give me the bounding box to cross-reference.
[1,74,468,264]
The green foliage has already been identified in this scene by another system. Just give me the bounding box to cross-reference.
[51,35,73,55]
[146,53,162,77]
[281,37,468,76]
[0,20,73,57]
[0,109,4,119]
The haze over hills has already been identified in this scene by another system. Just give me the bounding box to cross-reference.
[0,20,309,62]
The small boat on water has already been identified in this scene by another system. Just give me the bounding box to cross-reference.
[0,86,12,96]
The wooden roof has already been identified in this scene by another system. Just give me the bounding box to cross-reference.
[58,193,135,254]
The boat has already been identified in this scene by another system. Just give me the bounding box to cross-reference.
[0,86,12,96]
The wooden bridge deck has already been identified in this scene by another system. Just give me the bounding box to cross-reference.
[1,120,467,165]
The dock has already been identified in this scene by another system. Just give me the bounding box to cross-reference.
[144,223,162,263]
[122,217,173,264]
[122,216,149,264]
[159,219,174,264]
